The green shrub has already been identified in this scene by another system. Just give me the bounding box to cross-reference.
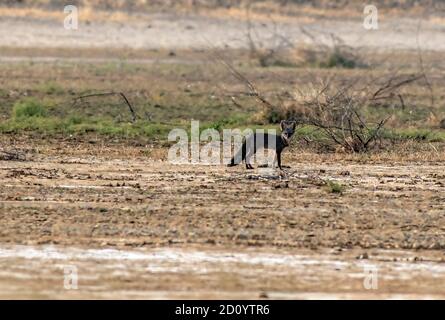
[321,50,357,69]
[66,115,84,126]
[296,45,363,69]
[12,98,47,119]
[325,180,345,194]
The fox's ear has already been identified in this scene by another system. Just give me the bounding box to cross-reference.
[280,120,285,131]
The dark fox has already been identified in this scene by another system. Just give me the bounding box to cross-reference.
[227,120,297,170]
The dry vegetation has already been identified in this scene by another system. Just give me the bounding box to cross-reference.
[0,0,445,299]
[0,46,444,150]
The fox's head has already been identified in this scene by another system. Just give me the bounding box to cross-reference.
[280,120,297,143]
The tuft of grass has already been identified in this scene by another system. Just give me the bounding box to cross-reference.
[35,81,65,95]
[325,180,345,194]
[320,50,358,69]
[207,115,249,132]
[295,46,364,69]
[12,98,48,119]
[0,88,8,98]
[66,115,84,126]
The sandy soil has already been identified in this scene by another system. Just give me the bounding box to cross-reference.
[0,12,444,52]
[1,143,445,249]
[0,141,444,299]
[1,245,445,299]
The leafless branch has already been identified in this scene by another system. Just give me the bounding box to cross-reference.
[215,54,277,110]
[0,149,26,161]
[71,92,137,123]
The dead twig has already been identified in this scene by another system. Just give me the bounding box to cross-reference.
[216,54,278,111]
[416,19,435,109]
[0,149,26,161]
[71,92,137,123]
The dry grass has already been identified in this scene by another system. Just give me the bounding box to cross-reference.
[0,6,138,23]
[290,142,445,163]
[1,0,441,24]
[429,16,445,26]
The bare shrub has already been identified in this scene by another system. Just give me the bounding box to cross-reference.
[244,5,296,67]
[292,81,389,152]
[220,55,422,152]
[287,73,423,152]
[243,15,364,69]
[297,28,366,69]
[254,101,306,124]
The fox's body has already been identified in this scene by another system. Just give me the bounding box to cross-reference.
[228,120,297,170]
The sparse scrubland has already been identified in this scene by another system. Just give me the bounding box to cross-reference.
[0,50,444,153]
[0,0,445,299]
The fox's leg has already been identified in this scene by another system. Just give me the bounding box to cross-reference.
[244,137,255,169]
[245,145,255,169]
[277,151,282,170]
[273,152,278,168]
[245,150,254,169]
[228,141,245,167]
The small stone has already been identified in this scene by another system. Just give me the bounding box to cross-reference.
[259,291,269,299]
[356,252,369,260]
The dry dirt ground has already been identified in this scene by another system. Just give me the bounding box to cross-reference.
[0,9,444,52]
[1,5,445,300]
[0,139,444,299]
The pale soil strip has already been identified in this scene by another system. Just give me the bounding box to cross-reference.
[0,13,444,51]
[0,56,201,65]
[0,245,444,299]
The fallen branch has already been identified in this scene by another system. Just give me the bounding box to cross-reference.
[71,92,137,123]
[0,149,26,161]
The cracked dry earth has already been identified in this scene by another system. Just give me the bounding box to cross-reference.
[0,142,445,299]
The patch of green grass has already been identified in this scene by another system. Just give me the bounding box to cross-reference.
[362,105,431,126]
[35,81,65,95]
[12,98,48,119]
[0,88,8,98]
[206,115,249,132]
[66,115,84,126]
[293,125,333,145]
[295,125,323,138]
[0,114,174,139]
[1,117,61,134]
[383,128,445,142]
[325,180,345,194]
[264,108,283,124]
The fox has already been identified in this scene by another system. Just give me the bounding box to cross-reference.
[227,120,297,170]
